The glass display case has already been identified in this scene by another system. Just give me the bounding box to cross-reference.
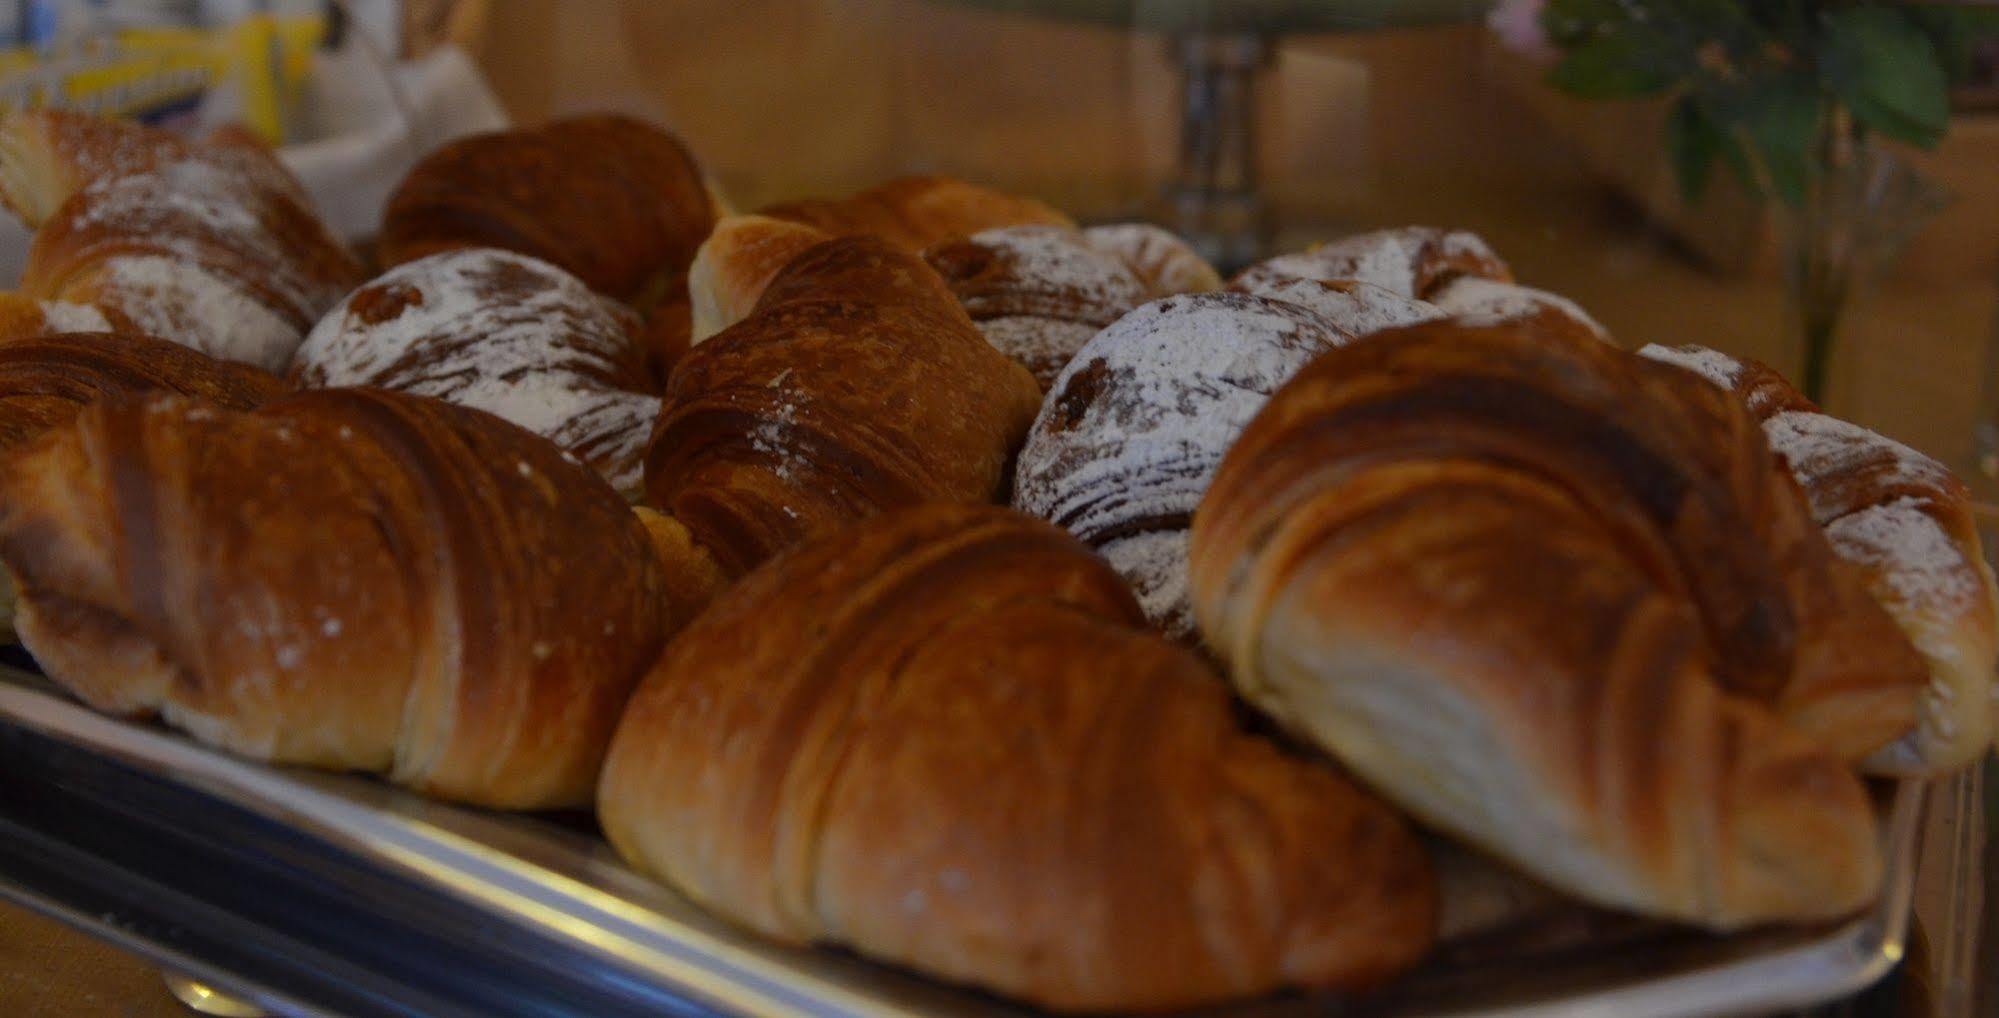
[0,2,1995,1015]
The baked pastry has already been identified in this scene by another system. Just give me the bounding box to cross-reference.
[0,388,672,809]
[690,179,1076,347]
[1013,292,1349,638]
[0,330,286,453]
[598,503,1436,1012]
[1080,222,1222,297]
[379,114,719,306]
[0,111,362,371]
[0,330,287,641]
[1642,343,1999,775]
[1428,276,1609,342]
[292,248,659,500]
[759,175,1072,253]
[1189,319,1924,928]
[0,293,130,341]
[924,225,1149,388]
[1231,226,1512,301]
[685,215,833,344]
[650,235,1042,580]
[1230,275,1447,337]
[378,115,723,382]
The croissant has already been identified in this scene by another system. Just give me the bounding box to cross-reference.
[0,111,362,371]
[924,225,1149,388]
[292,248,660,499]
[0,389,672,809]
[1643,343,1999,775]
[759,175,1072,253]
[1189,319,1924,928]
[0,330,287,640]
[380,115,720,307]
[685,215,832,344]
[648,235,1042,579]
[598,503,1436,1012]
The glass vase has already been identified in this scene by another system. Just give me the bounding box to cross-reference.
[1778,119,1949,406]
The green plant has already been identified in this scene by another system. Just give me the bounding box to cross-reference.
[1540,0,1999,206]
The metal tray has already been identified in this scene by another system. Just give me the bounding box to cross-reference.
[0,662,1933,1018]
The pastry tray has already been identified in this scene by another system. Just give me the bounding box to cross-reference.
[0,660,1937,1018]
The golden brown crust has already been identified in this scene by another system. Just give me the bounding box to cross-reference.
[760,175,1072,253]
[381,114,719,303]
[1641,343,1999,775]
[646,235,1042,577]
[685,215,832,344]
[0,389,673,808]
[0,112,362,370]
[0,331,286,453]
[1189,319,1909,928]
[598,504,1436,1011]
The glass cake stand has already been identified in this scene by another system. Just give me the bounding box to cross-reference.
[940,0,1485,270]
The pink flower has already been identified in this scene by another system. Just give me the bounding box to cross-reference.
[1488,0,1555,61]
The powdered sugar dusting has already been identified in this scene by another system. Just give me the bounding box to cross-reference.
[96,255,298,370]
[977,315,1098,389]
[1431,276,1609,340]
[962,226,1145,315]
[1100,530,1196,638]
[293,248,658,498]
[35,300,112,333]
[1233,276,1446,338]
[1014,292,1347,633]
[1826,498,1979,615]
[1080,223,1221,297]
[1637,343,1745,391]
[1232,227,1508,299]
[935,226,1149,388]
[1761,410,1956,518]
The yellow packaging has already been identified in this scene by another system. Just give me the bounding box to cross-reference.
[0,15,326,143]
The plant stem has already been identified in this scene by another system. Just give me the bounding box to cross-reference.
[1789,113,1858,406]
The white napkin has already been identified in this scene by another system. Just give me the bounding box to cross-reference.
[282,45,511,244]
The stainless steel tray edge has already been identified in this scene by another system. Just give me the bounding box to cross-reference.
[0,668,1932,1018]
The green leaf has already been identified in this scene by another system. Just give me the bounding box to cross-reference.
[1820,7,1951,149]
[1547,30,1682,99]
[1667,96,1721,200]
[1905,5,1999,84]
[1741,78,1823,207]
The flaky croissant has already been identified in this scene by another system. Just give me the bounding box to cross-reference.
[380,114,720,306]
[1643,343,1999,775]
[0,331,287,640]
[599,503,1436,1012]
[1190,319,1922,928]
[379,115,723,382]
[648,235,1042,580]
[0,389,672,809]
[0,111,362,371]
[760,175,1071,253]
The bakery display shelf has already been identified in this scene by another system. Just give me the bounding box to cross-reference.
[0,661,1936,1018]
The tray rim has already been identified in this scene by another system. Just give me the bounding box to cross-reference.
[0,666,1926,1018]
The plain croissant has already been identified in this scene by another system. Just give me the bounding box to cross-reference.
[0,388,673,809]
[1190,318,1921,928]
[647,234,1042,580]
[599,503,1437,1012]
